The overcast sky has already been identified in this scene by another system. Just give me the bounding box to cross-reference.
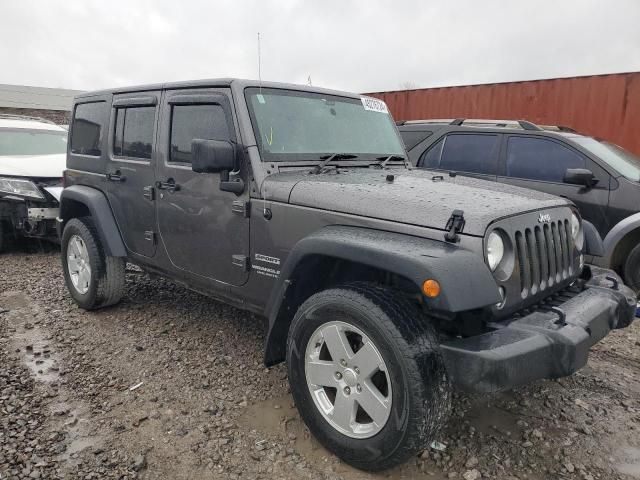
[1,0,639,93]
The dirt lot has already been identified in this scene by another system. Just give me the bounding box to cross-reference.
[1,247,639,480]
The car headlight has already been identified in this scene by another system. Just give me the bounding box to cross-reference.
[487,230,505,271]
[570,212,584,251]
[0,177,45,200]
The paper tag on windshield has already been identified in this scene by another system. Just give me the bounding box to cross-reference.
[361,96,389,114]
[256,94,266,104]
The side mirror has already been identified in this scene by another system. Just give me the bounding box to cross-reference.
[191,139,235,174]
[191,139,245,194]
[564,168,598,187]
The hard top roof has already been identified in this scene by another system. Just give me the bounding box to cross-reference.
[75,78,363,101]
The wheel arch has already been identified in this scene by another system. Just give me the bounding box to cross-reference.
[263,226,500,366]
[58,185,126,257]
[603,213,640,270]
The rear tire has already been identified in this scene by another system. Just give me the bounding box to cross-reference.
[61,217,125,310]
[623,243,640,295]
[0,220,5,253]
[286,282,451,471]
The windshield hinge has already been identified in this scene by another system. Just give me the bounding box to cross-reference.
[232,200,250,218]
[444,210,465,243]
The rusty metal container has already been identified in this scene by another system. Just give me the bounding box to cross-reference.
[367,72,640,156]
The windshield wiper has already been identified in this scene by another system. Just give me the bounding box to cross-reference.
[311,153,358,174]
[376,154,407,168]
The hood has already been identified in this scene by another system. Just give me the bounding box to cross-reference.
[0,153,66,179]
[264,168,570,236]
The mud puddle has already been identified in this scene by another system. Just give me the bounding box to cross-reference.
[1,291,104,466]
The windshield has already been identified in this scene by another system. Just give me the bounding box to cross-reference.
[0,128,67,156]
[245,88,406,162]
[573,136,640,181]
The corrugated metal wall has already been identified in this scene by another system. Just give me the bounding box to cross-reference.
[367,72,640,156]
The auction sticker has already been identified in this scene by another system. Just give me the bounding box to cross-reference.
[361,96,389,114]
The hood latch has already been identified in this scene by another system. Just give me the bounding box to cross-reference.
[444,209,465,243]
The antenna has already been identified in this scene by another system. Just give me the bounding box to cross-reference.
[257,32,262,93]
[308,75,312,86]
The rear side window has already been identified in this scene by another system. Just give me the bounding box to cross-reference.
[113,107,155,159]
[71,102,107,156]
[399,130,433,150]
[421,134,499,175]
[169,104,230,164]
[507,136,586,182]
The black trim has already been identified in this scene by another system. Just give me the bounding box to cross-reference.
[58,185,126,257]
[263,225,501,365]
[112,96,158,107]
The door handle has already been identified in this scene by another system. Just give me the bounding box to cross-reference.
[156,178,180,192]
[106,170,125,182]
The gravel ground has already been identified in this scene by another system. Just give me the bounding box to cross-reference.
[1,246,639,480]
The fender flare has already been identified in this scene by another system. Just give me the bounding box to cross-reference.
[583,220,604,257]
[263,225,500,365]
[601,213,640,264]
[58,185,126,257]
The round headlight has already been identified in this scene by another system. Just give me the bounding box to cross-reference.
[571,212,584,251]
[487,231,505,271]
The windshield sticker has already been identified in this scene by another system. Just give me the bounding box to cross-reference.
[361,96,389,114]
[256,94,266,104]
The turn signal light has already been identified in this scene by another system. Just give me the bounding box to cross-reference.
[422,279,441,298]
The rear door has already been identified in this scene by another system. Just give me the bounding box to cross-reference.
[105,93,160,258]
[498,135,611,232]
[417,132,501,181]
[155,88,249,286]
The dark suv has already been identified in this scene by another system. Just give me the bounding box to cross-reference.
[399,119,640,292]
[58,81,634,471]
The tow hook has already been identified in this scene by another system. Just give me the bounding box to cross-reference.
[605,275,619,290]
[444,210,465,243]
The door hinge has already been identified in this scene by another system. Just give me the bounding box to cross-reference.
[144,231,156,244]
[143,186,155,201]
[232,254,250,271]
[232,200,250,218]
[444,209,465,243]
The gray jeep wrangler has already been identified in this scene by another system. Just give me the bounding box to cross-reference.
[58,79,635,471]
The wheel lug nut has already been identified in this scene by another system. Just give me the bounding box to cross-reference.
[340,359,347,367]
[335,372,342,379]
[344,386,351,395]
[354,367,360,374]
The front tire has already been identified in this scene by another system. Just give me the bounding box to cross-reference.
[623,242,640,295]
[286,283,451,471]
[61,217,125,310]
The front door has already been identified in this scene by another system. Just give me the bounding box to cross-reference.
[499,135,611,232]
[155,88,250,286]
[106,92,160,258]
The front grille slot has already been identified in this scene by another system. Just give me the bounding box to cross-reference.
[515,219,573,299]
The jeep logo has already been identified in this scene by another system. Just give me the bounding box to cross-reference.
[538,213,552,223]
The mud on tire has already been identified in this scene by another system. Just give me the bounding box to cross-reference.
[286,282,451,471]
[61,217,125,310]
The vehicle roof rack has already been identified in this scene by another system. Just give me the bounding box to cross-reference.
[403,118,546,131]
[0,113,58,125]
[539,125,578,133]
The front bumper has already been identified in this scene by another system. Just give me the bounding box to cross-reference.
[440,266,636,393]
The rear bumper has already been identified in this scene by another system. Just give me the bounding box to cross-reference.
[440,266,636,393]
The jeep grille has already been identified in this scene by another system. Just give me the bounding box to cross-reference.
[515,219,574,299]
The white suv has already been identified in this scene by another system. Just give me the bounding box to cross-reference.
[0,114,67,250]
